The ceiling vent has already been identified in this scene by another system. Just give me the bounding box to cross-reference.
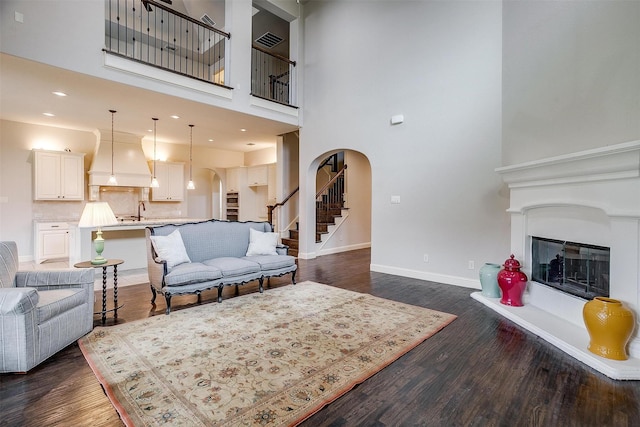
[255,32,283,49]
[201,14,215,28]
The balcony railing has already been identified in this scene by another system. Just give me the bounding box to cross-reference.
[252,45,297,108]
[104,0,230,87]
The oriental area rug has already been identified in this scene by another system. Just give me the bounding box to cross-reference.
[79,281,456,426]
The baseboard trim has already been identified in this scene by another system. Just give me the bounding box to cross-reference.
[370,264,481,289]
[318,242,371,257]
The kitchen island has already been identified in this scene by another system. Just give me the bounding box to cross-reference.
[69,218,205,271]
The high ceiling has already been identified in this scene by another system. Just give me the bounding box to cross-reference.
[0,53,298,152]
[0,0,296,152]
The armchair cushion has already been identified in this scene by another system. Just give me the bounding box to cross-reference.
[0,288,38,315]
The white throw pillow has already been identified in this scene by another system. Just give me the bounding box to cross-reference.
[246,228,278,256]
[150,229,191,270]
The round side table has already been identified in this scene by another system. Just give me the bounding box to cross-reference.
[74,259,124,324]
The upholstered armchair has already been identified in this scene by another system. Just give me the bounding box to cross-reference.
[0,241,95,373]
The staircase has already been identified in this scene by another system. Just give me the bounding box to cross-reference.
[282,172,346,258]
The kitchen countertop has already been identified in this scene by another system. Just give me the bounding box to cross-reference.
[107,218,207,227]
[36,218,207,227]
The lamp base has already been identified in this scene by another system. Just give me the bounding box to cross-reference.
[92,230,107,265]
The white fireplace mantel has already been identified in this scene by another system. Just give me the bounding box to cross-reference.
[472,140,640,380]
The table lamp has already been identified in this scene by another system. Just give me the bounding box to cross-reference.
[78,202,118,265]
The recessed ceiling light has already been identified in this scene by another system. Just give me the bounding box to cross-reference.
[208,138,214,142]
[43,112,55,117]
[52,91,67,97]
[240,128,247,132]
[171,115,180,119]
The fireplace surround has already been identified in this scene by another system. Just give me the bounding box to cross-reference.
[472,140,640,379]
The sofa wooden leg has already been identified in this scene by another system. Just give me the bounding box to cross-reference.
[259,277,264,293]
[217,286,223,303]
[165,295,172,315]
[292,270,297,285]
[150,285,157,304]
[197,292,202,304]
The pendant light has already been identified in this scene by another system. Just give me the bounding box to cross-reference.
[150,117,159,188]
[107,110,117,185]
[187,124,195,190]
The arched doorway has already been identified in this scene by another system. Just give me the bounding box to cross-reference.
[295,149,372,259]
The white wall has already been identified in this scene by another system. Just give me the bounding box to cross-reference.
[300,1,509,287]
[502,0,640,165]
[245,147,277,166]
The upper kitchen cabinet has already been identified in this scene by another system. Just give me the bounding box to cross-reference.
[151,162,184,201]
[226,167,246,193]
[33,150,85,200]
[247,165,269,187]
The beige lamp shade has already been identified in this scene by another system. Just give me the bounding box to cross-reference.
[78,202,118,228]
[78,202,117,265]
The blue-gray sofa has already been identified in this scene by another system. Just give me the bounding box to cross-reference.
[145,219,297,314]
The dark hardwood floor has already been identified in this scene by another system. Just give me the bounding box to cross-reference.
[1,248,639,426]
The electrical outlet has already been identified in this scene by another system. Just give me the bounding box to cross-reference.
[423,254,429,263]
[468,260,475,270]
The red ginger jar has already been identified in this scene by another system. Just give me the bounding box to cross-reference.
[497,254,528,307]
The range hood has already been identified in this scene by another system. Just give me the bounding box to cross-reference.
[88,129,152,188]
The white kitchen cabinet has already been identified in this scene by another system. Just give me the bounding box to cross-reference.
[247,165,268,186]
[34,222,69,263]
[151,162,184,201]
[226,167,245,192]
[33,150,84,200]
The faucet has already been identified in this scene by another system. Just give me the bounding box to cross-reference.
[137,201,146,221]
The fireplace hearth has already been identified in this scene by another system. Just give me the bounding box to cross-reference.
[472,140,640,380]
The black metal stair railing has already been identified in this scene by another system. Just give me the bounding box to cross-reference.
[251,45,297,107]
[315,165,347,230]
[104,0,230,87]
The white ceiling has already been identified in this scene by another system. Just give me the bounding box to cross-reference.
[0,53,299,152]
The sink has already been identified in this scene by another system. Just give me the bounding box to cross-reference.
[117,218,143,223]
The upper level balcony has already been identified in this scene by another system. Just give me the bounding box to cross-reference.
[104,0,298,109]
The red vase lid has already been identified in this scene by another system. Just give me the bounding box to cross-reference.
[503,254,522,270]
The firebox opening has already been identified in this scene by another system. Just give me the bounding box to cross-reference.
[531,236,610,300]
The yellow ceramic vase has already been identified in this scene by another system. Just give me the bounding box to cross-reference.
[583,297,635,361]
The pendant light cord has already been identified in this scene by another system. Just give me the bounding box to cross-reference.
[152,118,158,180]
[189,124,194,181]
[109,109,116,184]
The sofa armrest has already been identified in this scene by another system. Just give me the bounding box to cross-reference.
[0,288,39,315]
[15,269,94,290]
[276,244,289,256]
[146,228,168,288]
